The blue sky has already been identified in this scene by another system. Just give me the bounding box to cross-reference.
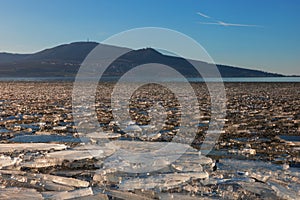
[0,0,299,75]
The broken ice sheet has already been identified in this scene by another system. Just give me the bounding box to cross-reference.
[108,141,212,174]
[216,159,300,199]
[103,141,205,173]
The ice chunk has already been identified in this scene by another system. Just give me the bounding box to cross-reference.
[43,180,75,191]
[71,193,109,200]
[158,193,202,200]
[171,153,213,172]
[0,188,43,200]
[269,180,299,200]
[250,172,270,182]
[239,182,276,198]
[22,157,62,168]
[139,132,162,141]
[119,172,209,190]
[171,162,203,172]
[0,155,21,169]
[0,170,89,188]
[124,124,142,132]
[0,143,67,153]
[37,173,90,188]
[124,125,142,137]
[106,189,153,200]
[73,144,116,157]
[42,187,93,200]
[239,148,256,155]
[53,126,68,131]
[86,132,121,139]
[46,150,104,161]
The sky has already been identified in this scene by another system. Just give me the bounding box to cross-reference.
[0,0,299,75]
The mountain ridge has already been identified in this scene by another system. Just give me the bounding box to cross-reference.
[0,42,284,77]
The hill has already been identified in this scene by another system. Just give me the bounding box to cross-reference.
[0,42,284,78]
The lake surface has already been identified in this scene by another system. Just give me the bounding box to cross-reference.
[0,77,300,82]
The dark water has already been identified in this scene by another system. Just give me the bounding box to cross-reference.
[279,135,300,142]
[9,135,86,143]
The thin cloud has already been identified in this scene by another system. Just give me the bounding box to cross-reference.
[198,21,262,27]
[196,12,211,19]
[196,11,262,28]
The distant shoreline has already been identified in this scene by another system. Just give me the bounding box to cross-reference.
[0,77,300,83]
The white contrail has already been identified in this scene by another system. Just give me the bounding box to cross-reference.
[196,11,262,28]
[198,21,262,27]
[196,12,211,19]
